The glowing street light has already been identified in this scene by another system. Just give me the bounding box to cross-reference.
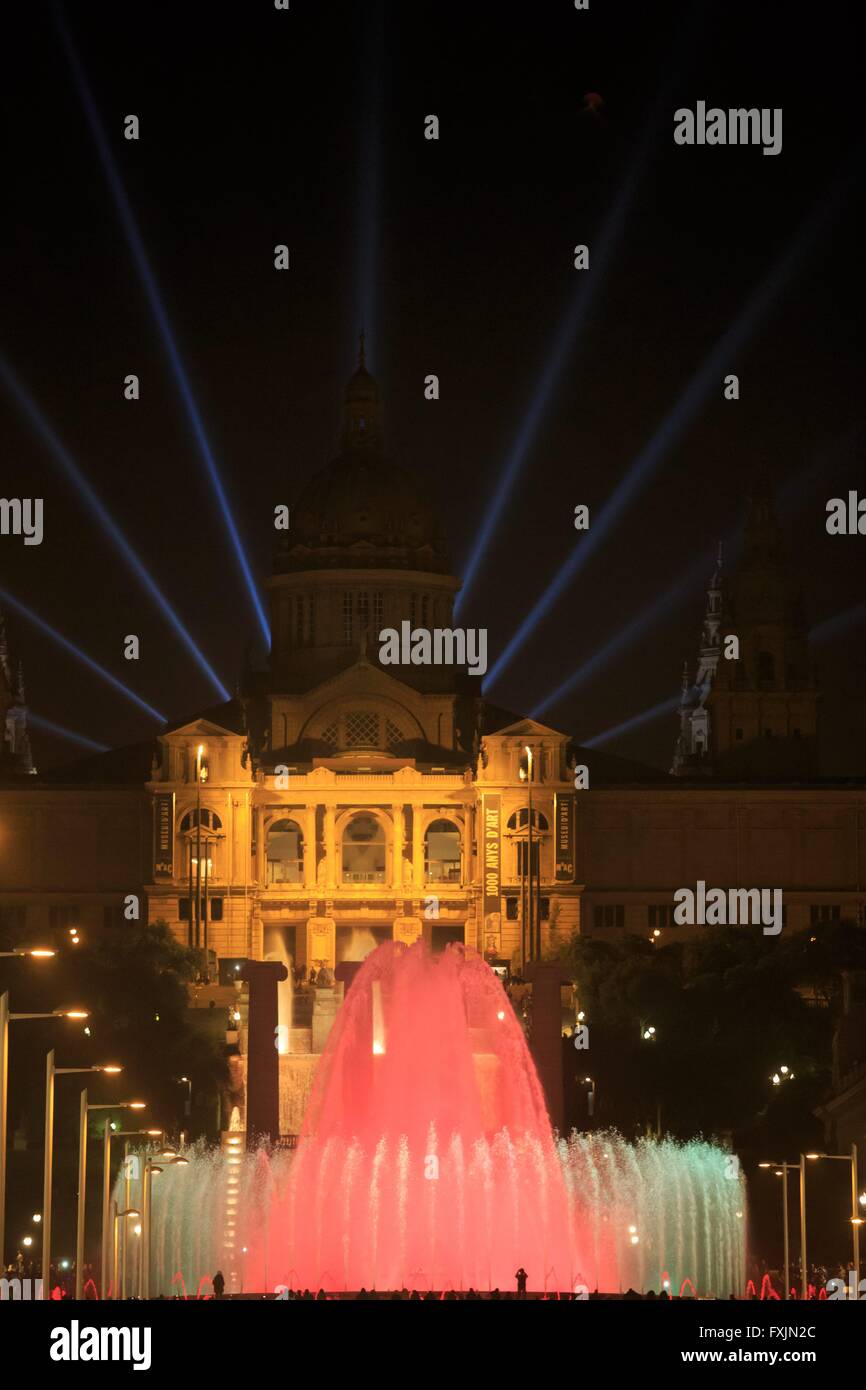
[800,1147,861,1295]
[771,1064,795,1086]
[75,1092,148,1300]
[111,1207,140,1297]
[193,744,208,958]
[523,746,536,965]
[0,948,56,959]
[43,1053,121,1300]
[99,1106,147,1300]
[759,1160,800,1299]
[112,1128,164,1299]
[0,982,87,1280]
[141,1156,188,1298]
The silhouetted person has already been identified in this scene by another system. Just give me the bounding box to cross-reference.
[515,1268,528,1299]
[212,1270,225,1299]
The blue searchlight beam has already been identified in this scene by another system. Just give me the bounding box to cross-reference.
[484,161,861,692]
[55,10,271,648]
[0,357,230,703]
[529,439,859,720]
[29,713,109,755]
[0,585,166,724]
[584,599,866,750]
[583,695,682,749]
[455,157,644,621]
[455,4,714,619]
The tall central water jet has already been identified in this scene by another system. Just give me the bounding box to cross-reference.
[252,940,576,1291]
[138,942,746,1295]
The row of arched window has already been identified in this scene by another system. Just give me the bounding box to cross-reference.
[269,814,464,885]
[178,807,550,886]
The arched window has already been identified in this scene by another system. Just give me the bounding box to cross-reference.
[312,709,410,752]
[507,807,548,880]
[425,818,461,884]
[344,711,380,748]
[342,813,386,884]
[266,818,304,885]
[180,808,222,878]
[506,808,549,832]
[180,808,223,832]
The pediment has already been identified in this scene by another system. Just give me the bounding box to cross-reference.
[488,717,569,741]
[299,657,430,706]
[161,717,242,743]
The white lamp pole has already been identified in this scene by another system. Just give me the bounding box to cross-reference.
[0,952,61,1267]
[42,1054,121,1300]
[75,1097,147,1299]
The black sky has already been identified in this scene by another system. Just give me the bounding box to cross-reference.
[2,0,864,773]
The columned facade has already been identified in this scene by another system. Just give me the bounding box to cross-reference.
[0,351,863,1061]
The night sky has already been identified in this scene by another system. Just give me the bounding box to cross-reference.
[3,1,864,774]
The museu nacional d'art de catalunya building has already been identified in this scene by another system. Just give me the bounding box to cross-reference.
[1,347,865,996]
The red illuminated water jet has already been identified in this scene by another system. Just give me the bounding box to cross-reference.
[248,940,575,1292]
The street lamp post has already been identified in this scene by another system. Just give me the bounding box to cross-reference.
[115,1130,161,1300]
[140,1155,188,1299]
[112,1206,140,1298]
[75,1089,86,1299]
[99,1108,146,1299]
[525,746,534,962]
[0,989,85,1276]
[42,1052,121,1300]
[850,1143,861,1286]
[140,1162,159,1301]
[799,1153,808,1300]
[194,744,206,957]
[782,1163,792,1302]
[804,1147,862,1294]
[0,952,59,1265]
[759,1161,800,1299]
[74,1095,147,1300]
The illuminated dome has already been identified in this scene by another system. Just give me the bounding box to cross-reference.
[275,339,450,574]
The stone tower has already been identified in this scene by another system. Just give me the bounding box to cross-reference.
[0,611,34,775]
[673,480,820,780]
[671,544,725,777]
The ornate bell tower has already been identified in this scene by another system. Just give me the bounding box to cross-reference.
[673,480,820,780]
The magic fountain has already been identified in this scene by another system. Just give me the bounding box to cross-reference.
[125,941,746,1295]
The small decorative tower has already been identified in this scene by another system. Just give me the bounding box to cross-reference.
[0,610,34,775]
[710,479,819,779]
[672,481,820,780]
[671,545,725,777]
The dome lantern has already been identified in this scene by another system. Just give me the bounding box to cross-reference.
[342,333,383,453]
